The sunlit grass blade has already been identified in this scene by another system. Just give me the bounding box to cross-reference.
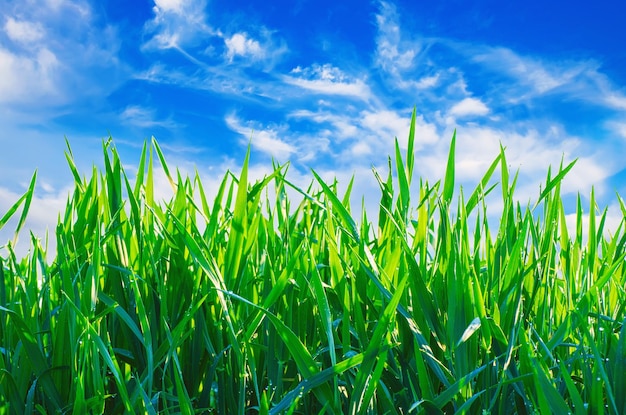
[534,157,577,210]
[442,129,456,205]
[465,152,501,214]
[0,170,36,245]
[311,169,360,243]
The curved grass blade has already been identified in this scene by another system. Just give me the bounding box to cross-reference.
[0,170,36,245]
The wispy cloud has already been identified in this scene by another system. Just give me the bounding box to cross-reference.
[225,113,296,160]
[143,0,213,50]
[0,46,61,104]
[0,0,125,108]
[283,64,371,100]
[4,17,45,43]
[120,106,178,130]
[374,1,419,76]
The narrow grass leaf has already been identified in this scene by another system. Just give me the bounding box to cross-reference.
[442,130,456,205]
[311,169,360,243]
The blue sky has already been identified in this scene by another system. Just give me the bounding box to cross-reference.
[1,0,626,254]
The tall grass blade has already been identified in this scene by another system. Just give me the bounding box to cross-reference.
[442,130,456,205]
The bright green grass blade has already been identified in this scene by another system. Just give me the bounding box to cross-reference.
[341,174,355,209]
[372,157,394,232]
[442,130,456,205]
[311,169,360,243]
[395,136,411,220]
[465,152,501,214]
[152,136,177,192]
[499,142,509,203]
[457,317,482,347]
[64,137,85,191]
[0,170,36,245]
[133,140,148,197]
[224,144,250,285]
[407,107,416,180]
[533,158,577,210]
[0,186,29,232]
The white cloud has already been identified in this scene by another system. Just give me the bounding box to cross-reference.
[604,93,626,111]
[449,97,490,117]
[414,74,440,89]
[289,106,440,168]
[0,47,61,103]
[144,0,212,50]
[154,0,186,14]
[120,106,178,129]
[225,114,296,160]
[468,46,600,105]
[4,17,45,43]
[0,1,125,108]
[224,32,264,62]
[374,1,418,75]
[606,121,626,139]
[283,64,371,100]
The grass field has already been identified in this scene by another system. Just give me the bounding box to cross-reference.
[1,111,625,414]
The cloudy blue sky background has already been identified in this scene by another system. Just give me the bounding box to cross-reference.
[1,0,626,255]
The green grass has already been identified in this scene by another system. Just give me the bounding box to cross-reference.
[1,110,625,414]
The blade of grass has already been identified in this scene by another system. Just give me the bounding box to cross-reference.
[442,130,456,205]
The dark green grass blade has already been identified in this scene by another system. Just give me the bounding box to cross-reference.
[222,290,337,410]
[349,274,409,414]
[615,318,626,414]
[269,352,366,415]
[0,305,63,410]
